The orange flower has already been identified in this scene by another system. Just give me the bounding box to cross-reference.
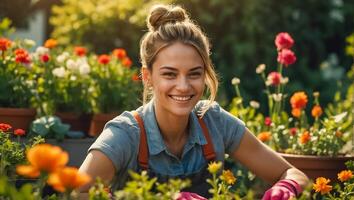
[132,73,140,81]
[112,48,127,60]
[44,39,58,49]
[98,54,110,65]
[14,128,26,136]
[290,92,308,109]
[338,170,353,182]
[291,108,302,118]
[47,167,91,192]
[122,57,132,68]
[220,170,236,185]
[257,131,271,142]
[74,46,87,56]
[335,131,342,138]
[313,177,332,195]
[14,48,31,64]
[311,105,323,118]
[0,38,12,51]
[300,131,311,144]
[16,144,68,178]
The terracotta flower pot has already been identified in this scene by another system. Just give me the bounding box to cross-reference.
[89,113,118,137]
[279,153,354,181]
[55,112,92,134]
[0,107,36,131]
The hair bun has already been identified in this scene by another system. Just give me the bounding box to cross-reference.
[148,5,188,31]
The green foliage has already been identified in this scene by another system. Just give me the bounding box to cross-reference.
[50,0,172,54]
[0,176,35,200]
[29,116,70,141]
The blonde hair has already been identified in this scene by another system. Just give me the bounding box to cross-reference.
[140,4,218,116]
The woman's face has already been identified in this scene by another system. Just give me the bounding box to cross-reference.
[147,42,205,117]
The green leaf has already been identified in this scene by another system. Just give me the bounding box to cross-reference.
[30,122,49,137]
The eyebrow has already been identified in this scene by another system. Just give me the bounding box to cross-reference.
[159,66,204,71]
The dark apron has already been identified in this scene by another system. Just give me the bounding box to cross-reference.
[132,111,217,198]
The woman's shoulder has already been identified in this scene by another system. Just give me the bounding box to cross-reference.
[194,100,221,116]
[103,109,142,132]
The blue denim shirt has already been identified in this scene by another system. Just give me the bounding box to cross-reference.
[88,100,246,190]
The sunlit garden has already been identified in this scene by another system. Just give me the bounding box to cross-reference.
[1,0,354,199]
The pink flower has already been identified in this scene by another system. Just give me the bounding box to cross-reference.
[264,117,272,126]
[277,49,296,66]
[275,32,294,50]
[176,192,207,200]
[267,72,282,86]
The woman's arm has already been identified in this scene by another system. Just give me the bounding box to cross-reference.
[78,150,116,192]
[232,129,309,189]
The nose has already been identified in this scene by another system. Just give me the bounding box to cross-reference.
[176,76,191,92]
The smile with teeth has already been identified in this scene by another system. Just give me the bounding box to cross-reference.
[170,95,193,101]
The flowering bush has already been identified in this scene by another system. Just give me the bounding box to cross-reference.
[0,122,43,178]
[0,36,36,108]
[89,48,141,113]
[230,32,352,156]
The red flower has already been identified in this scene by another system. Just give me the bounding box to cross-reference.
[0,38,12,51]
[264,117,272,126]
[98,54,110,65]
[122,57,132,68]
[112,48,127,60]
[289,127,297,136]
[14,129,26,136]
[14,48,31,64]
[267,72,282,86]
[132,73,140,81]
[277,49,296,66]
[0,123,12,132]
[275,32,294,50]
[40,54,50,63]
[74,46,87,57]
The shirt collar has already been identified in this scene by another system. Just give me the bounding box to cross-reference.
[141,100,207,156]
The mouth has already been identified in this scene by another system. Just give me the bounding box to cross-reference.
[169,95,194,102]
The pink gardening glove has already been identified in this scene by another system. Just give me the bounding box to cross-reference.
[262,179,302,200]
[176,192,207,200]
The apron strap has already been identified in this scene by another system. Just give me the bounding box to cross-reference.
[132,111,216,170]
[132,111,149,169]
[197,117,216,160]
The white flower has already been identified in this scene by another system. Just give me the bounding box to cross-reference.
[79,63,90,75]
[66,59,79,72]
[231,77,240,85]
[281,77,289,84]
[70,75,77,81]
[265,79,272,86]
[52,67,66,78]
[35,46,49,55]
[249,100,260,109]
[256,64,266,74]
[24,39,36,47]
[56,52,70,63]
[272,93,283,102]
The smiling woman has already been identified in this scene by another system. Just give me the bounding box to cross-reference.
[78,4,309,199]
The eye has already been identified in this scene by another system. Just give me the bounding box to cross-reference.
[162,72,176,78]
[189,72,202,79]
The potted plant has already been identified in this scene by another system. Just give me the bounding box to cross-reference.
[229,32,354,181]
[88,48,141,136]
[0,20,37,132]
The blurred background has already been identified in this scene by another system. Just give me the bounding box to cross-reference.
[1,0,353,112]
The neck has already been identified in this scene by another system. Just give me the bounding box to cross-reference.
[154,106,190,145]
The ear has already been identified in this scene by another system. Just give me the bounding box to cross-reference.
[141,66,151,86]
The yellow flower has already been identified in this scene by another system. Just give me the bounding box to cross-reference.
[338,170,353,182]
[313,177,332,195]
[207,161,222,174]
[220,170,236,185]
[47,167,91,192]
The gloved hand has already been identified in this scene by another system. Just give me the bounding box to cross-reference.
[262,179,302,200]
[176,192,207,200]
